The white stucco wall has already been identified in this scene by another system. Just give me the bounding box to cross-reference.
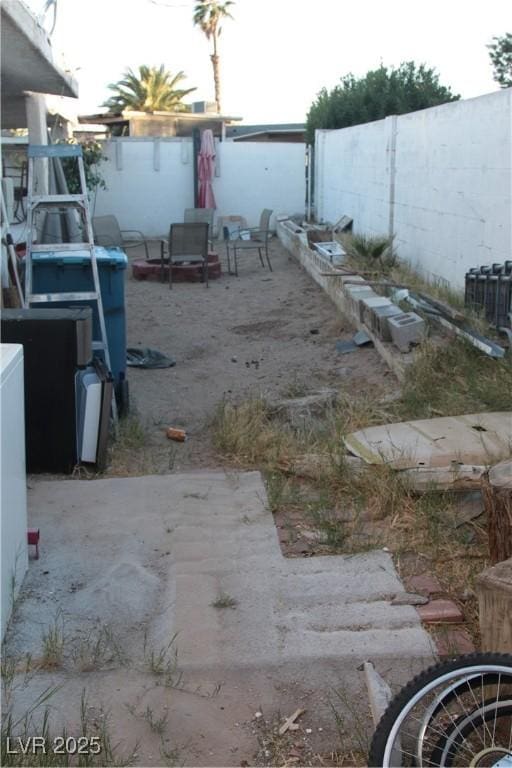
[214,142,306,228]
[315,89,512,288]
[93,138,306,236]
[393,91,511,286]
[315,117,392,237]
[93,139,194,236]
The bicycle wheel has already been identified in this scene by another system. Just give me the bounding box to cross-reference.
[368,653,512,767]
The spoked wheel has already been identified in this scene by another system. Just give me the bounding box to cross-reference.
[368,653,512,767]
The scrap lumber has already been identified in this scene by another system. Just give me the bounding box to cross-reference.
[278,453,364,480]
[398,464,486,492]
[344,412,512,470]
[1,191,24,307]
[415,292,465,322]
[363,662,393,729]
[404,291,505,358]
[482,458,512,564]
[279,708,305,736]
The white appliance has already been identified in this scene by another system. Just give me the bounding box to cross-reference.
[76,367,102,463]
[1,344,28,639]
[75,360,112,467]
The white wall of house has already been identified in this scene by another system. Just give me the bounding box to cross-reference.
[93,138,306,236]
[315,89,512,288]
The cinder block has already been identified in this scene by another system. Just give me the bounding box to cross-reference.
[343,285,376,321]
[388,312,426,352]
[360,295,392,326]
[340,274,365,287]
[343,284,375,299]
[370,303,403,341]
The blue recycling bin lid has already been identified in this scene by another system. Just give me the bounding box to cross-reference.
[31,246,127,268]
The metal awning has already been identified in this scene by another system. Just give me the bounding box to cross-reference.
[1,0,78,128]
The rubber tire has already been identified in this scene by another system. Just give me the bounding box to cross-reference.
[430,698,512,766]
[368,652,512,767]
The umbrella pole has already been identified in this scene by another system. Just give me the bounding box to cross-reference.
[193,128,201,207]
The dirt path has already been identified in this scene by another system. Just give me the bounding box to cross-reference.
[116,237,394,474]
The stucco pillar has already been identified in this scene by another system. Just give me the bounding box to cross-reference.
[24,91,49,195]
[385,114,398,242]
[314,129,327,222]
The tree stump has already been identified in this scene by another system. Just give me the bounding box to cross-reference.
[482,458,512,564]
[475,557,512,652]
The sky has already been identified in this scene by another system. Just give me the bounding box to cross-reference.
[27,0,511,124]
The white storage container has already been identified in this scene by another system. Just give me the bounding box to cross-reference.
[1,344,28,639]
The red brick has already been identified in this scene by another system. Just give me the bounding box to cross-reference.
[417,599,464,624]
[132,254,221,282]
[406,573,442,596]
[435,628,476,657]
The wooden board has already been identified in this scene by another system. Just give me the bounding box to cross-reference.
[344,412,512,469]
[398,465,486,492]
[483,458,512,563]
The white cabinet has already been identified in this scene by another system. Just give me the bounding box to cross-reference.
[1,343,28,639]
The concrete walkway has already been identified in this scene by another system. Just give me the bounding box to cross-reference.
[6,471,435,765]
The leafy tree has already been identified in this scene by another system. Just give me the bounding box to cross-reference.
[103,65,196,113]
[59,139,107,195]
[306,62,459,144]
[193,0,234,113]
[488,33,512,87]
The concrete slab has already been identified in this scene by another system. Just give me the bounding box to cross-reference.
[5,471,436,765]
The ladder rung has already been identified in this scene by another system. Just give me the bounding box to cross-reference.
[31,194,87,207]
[30,243,93,253]
[28,291,100,303]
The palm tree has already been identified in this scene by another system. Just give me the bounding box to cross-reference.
[103,65,196,113]
[193,0,234,113]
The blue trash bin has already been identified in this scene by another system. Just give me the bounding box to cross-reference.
[31,247,128,408]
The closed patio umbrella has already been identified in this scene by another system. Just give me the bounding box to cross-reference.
[197,129,216,209]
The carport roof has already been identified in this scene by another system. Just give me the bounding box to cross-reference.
[1,0,78,128]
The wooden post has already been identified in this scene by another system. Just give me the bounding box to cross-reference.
[482,458,512,564]
[475,557,512,652]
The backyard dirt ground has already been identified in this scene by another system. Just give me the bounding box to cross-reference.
[6,236,473,768]
[112,237,396,476]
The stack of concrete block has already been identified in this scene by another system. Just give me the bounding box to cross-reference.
[360,295,392,325]
[344,284,376,320]
[388,312,426,352]
[370,304,404,341]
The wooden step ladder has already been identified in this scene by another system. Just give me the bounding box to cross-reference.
[25,144,117,424]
